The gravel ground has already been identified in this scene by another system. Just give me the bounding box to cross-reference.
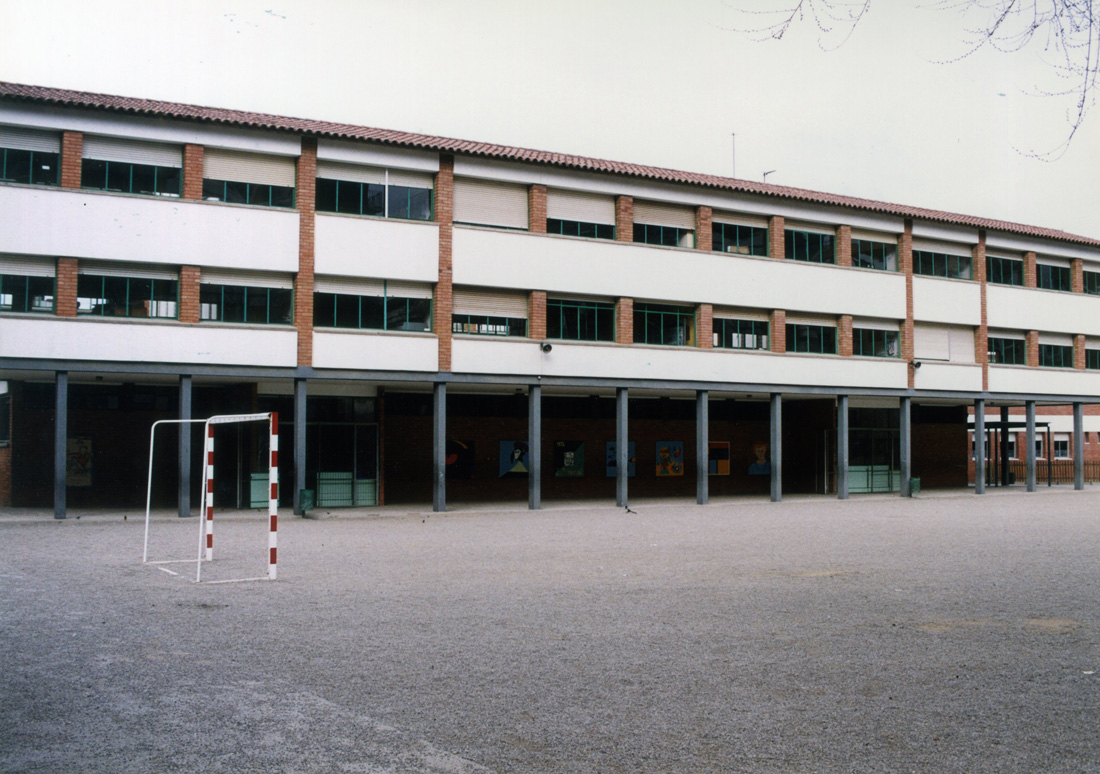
[1,490,1098,773]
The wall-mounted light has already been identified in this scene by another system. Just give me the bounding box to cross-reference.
[541,342,553,353]
[909,360,922,369]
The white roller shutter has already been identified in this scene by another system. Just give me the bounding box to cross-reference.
[784,312,836,326]
[852,317,899,331]
[712,306,768,322]
[547,189,615,224]
[851,229,898,243]
[948,327,976,363]
[314,276,384,296]
[914,323,950,361]
[203,148,296,187]
[0,255,56,276]
[387,169,434,189]
[201,268,294,289]
[385,280,433,299]
[452,288,528,318]
[316,161,384,185]
[784,220,834,236]
[1036,257,1071,269]
[453,178,528,229]
[78,260,177,280]
[1038,332,1074,346]
[81,135,181,167]
[0,126,60,153]
[632,200,695,229]
[712,210,768,228]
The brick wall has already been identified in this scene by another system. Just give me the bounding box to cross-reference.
[1074,334,1086,370]
[768,215,784,258]
[899,221,915,385]
[60,131,82,189]
[294,138,317,368]
[973,234,989,390]
[528,291,547,340]
[1026,330,1039,368]
[616,298,634,345]
[1072,258,1084,293]
[183,144,204,200]
[528,184,547,234]
[615,196,633,242]
[836,225,852,267]
[179,265,201,323]
[1023,251,1037,288]
[695,206,712,252]
[435,155,455,371]
[769,310,786,353]
[56,257,78,317]
[697,303,713,349]
[838,314,853,357]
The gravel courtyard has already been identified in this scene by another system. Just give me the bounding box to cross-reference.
[1,490,1098,773]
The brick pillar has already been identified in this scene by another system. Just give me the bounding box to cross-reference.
[899,221,915,385]
[295,138,317,368]
[183,144,205,200]
[616,297,633,345]
[1026,330,1039,367]
[56,258,78,317]
[434,154,455,371]
[1023,251,1037,288]
[60,131,82,189]
[769,310,787,353]
[616,196,633,242]
[974,233,988,391]
[179,265,201,323]
[696,206,712,252]
[1072,258,1084,293]
[838,315,854,357]
[528,291,547,340]
[528,185,547,234]
[836,225,852,267]
[1074,334,1086,370]
[698,303,713,349]
[768,215,784,259]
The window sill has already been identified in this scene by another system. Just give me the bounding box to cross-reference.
[316,210,435,225]
[79,187,181,200]
[316,327,434,337]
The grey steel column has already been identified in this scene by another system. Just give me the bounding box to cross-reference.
[528,385,541,510]
[1000,405,1010,486]
[178,374,192,518]
[1074,402,1084,490]
[433,382,447,512]
[837,395,849,500]
[696,390,708,505]
[293,378,307,515]
[900,397,912,497]
[53,371,67,520]
[770,393,782,503]
[1025,400,1037,492]
[974,399,986,495]
[616,387,628,507]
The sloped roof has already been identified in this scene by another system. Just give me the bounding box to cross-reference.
[1,80,1096,247]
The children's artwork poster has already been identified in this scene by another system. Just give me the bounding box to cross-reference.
[499,440,530,478]
[446,439,475,480]
[708,442,730,476]
[655,441,684,476]
[605,441,636,477]
[67,437,93,487]
[748,441,771,475]
[554,440,585,478]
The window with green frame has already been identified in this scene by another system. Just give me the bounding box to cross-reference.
[82,159,180,197]
[1039,343,1073,368]
[202,179,295,208]
[853,327,899,358]
[315,178,432,221]
[785,230,835,263]
[1086,349,1100,370]
[988,337,1026,365]
[547,218,614,240]
[547,298,615,341]
[786,323,837,354]
[633,223,694,248]
[200,284,292,325]
[77,275,178,318]
[451,314,527,337]
[313,289,431,332]
[852,239,897,271]
[1036,264,1071,291]
[713,223,767,256]
[713,318,768,349]
[913,250,972,279]
[0,274,54,312]
[633,303,696,346]
[987,256,1024,286]
[0,147,59,186]
[1084,270,1100,295]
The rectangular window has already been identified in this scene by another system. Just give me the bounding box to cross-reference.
[453,178,528,229]
[633,223,694,248]
[987,256,1024,286]
[1039,343,1073,368]
[82,159,180,197]
[313,288,431,332]
[851,239,897,271]
[0,274,54,313]
[1008,437,1018,459]
[784,230,835,263]
[713,223,768,256]
[1054,434,1070,459]
[202,149,296,209]
[547,298,615,341]
[1084,270,1100,295]
[786,323,837,354]
[988,337,1026,365]
[1086,349,1100,370]
[200,284,292,324]
[315,175,432,221]
[451,314,526,336]
[547,218,614,240]
[1035,439,1044,459]
[713,318,769,350]
[77,275,178,318]
[853,327,899,358]
[1036,264,1071,291]
[0,127,61,186]
[913,250,973,279]
[633,303,696,346]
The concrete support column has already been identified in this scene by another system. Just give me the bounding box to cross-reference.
[770,393,782,502]
[1074,402,1084,491]
[528,385,541,510]
[616,387,629,507]
[178,375,192,518]
[433,382,447,512]
[974,399,986,495]
[53,371,67,519]
[900,397,912,497]
[293,378,307,515]
[837,395,849,500]
[696,390,708,505]
[1025,401,1037,492]
[1000,405,1010,486]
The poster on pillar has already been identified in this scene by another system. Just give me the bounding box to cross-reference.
[708,442,730,476]
[499,441,530,478]
[553,440,585,477]
[655,441,684,476]
[605,442,636,477]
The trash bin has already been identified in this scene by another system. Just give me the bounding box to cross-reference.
[299,488,315,513]
[909,477,921,496]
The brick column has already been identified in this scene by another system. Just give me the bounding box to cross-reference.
[1023,251,1037,288]
[698,303,713,349]
[769,310,787,353]
[434,154,455,371]
[616,297,633,345]
[838,315,854,357]
[56,258,78,317]
[1074,334,1086,370]
[974,233,988,391]
[836,225,852,267]
[1072,258,1084,293]
[528,291,547,340]
[295,138,317,368]
[60,131,82,189]
[1026,330,1039,367]
[768,216,785,259]
[696,206,712,252]
[183,144,205,200]
[615,196,633,242]
[528,185,547,234]
[179,265,201,323]
[899,221,915,385]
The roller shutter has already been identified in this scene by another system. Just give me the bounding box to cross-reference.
[201,268,294,289]
[78,260,177,280]
[0,255,56,276]
[203,148,296,187]
[914,324,950,361]
[632,200,695,229]
[0,126,60,152]
[547,189,615,225]
[453,178,528,229]
[712,211,768,228]
[81,135,181,167]
[452,288,528,318]
[316,161,384,185]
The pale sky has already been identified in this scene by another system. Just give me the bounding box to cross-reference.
[2,0,1097,238]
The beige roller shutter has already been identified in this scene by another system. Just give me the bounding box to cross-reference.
[78,260,177,280]
[81,135,181,167]
[852,317,899,331]
[312,276,384,296]
[452,288,529,318]
[1038,332,1074,346]
[0,126,60,153]
[385,280,434,299]
[316,161,384,185]
[201,268,294,289]
[784,312,836,326]
[712,210,768,228]
[712,306,768,322]
[633,200,695,229]
[453,178,528,229]
[914,323,951,361]
[546,189,615,224]
[387,169,434,188]
[0,255,56,276]
[203,148,296,187]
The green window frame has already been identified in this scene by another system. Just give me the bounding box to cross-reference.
[853,328,899,358]
[913,250,973,280]
[633,303,696,346]
[201,179,295,208]
[786,323,837,354]
[313,288,431,332]
[633,223,694,248]
[315,178,433,221]
[0,147,59,186]
[0,274,55,313]
[1036,264,1072,292]
[451,314,527,337]
[1086,349,1100,370]
[987,256,1024,286]
[784,230,835,263]
[81,159,180,197]
[200,284,293,325]
[547,218,614,240]
[713,318,769,350]
[77,275,178,319]
[1084,270,1100,295]
[713,223,768,256]
[546,298,615,341]
[1039,343,1073,368]
[851,239,898,271]
[988,337,1026,365]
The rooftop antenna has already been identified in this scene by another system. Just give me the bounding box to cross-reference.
[763,170,776,183]
[731,132,736,178]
